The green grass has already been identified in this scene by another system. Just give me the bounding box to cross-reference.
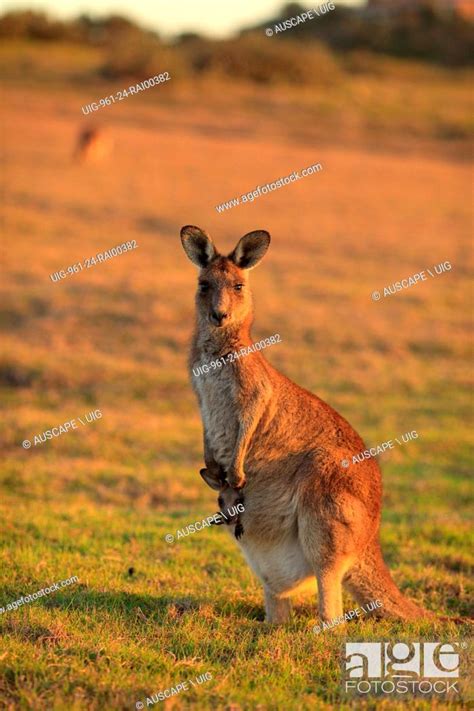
[0,491,472,710]
[1,374,473,709]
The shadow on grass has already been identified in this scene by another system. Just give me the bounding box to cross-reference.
[46,590,470,628]
[2,589,470,644]
[38,589,266,623]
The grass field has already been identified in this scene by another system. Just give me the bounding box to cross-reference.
[1,40,473,710]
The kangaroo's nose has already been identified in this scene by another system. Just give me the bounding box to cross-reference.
[211,310,228,326]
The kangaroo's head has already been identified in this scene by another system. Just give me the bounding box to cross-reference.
[180,226,270,330]
[200,467,245,538]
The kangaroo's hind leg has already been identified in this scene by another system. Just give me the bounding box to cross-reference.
[314,564,347,621]
[298,488,368,622]
[264,586,292,624]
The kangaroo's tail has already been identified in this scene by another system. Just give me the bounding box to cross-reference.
[343,538,434,621]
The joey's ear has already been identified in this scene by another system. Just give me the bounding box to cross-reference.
[180,225,217,268]
[199,468,224,491]
[229,230,271,269]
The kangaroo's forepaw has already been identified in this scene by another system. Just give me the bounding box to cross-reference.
[227,469,246,490]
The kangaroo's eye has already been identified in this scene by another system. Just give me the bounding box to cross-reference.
[234,284,244,291]
[199,282,209,293]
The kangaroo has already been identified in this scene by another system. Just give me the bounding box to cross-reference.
[207,474,245,540]
[181,224,434,625]
[73,127,111,163]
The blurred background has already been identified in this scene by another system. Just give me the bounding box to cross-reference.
[1,1,473,709]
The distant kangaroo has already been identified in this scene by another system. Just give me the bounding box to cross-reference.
[181,225,434,624]
[74,127,111,163]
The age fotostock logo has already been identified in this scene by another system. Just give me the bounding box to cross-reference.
[344,642,462,696]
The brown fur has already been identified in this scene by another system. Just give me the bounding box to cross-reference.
[181,225,435,625]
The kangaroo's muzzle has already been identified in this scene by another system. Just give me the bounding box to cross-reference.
[210,495,245,539]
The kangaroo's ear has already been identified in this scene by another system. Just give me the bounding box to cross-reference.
[181,225,217,268]
[199,468,224,491]
[229,230,271,270]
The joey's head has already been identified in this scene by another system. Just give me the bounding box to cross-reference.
[180,226,270,331]
[199,468,245,525]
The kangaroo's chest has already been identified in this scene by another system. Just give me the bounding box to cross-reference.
[192,365,239,467]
